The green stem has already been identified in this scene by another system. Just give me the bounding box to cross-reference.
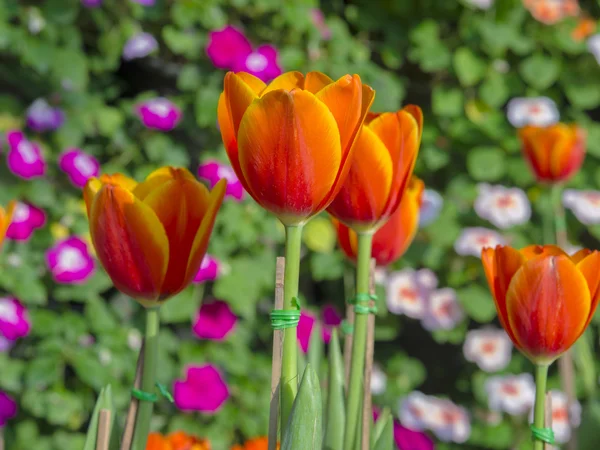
[532,364,549,450]
[280,225,303,431]
[343,232,373,450]
[543,187,554,245]
[131,308,160,450]
[551,184,568,248]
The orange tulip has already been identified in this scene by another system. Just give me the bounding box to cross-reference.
[0,201,15,250]
[334,177,424,266]
[231,437,278,450]
[83,167,225,307]
[218,70,374,225]
[518,124,586,184]
[328,107,423,232]
[481,245,600,364]
[572,17,596,41]
[146,431,211,450]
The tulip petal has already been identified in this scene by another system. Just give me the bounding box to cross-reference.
[0,201,15,247]
[223,72,262,137]
[481,247,497,298]
[90,184,168,302]
[333,218,358,261]
[84,174,137,217]
[402,105,424,142]
[519,244,568,260]
[551,126,586,181]
[260,71,305,96]
[506,255,591,362]
[520,126,552,179]
[576,251,600,329]
[571,248,592,264]
[304,71,334,93]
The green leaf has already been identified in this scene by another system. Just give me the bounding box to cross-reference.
[466,146,506,181]
[310,252,345,282]
[160,286,201,324]
[453,47,486,87]
[307,321,323,376]
[578,400,600,450]
[323,329,345,450]
[479,73,510,108]
[372,410,394,450]
[519,54,560,90]
[83,385,115,450]
[456,285,497,323]
[432,87,464,117]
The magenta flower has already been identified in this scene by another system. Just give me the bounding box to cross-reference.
[5,131,46,180]
[297,310,316,354]
[310,9,332,40]
[321,304,342,344]
[0,392,17,427]
[394,421,435,450]
[0,336,11,352]
[173,364,230,413]
[197,160,244,201]
[0,297,31,341]
[135,98,181,131]
[81,0,103,7]
[59,148,100,188]
[193,254,221,283]
[123,32,158,60]
[46,237,95,284]
[192,299,237,341]
[206,26,252,69]
[232,45,282,82]
[26,99,64,132]
[130,0,155,5]
[6,202,46,241]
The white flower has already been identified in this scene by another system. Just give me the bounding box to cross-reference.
[588,33,600,65]
[463,327,513,372]
[474,184,531,229]
[507,97,559,127]
[127,329,142,351]
[486,373,535,415]
[563,189,600,225]
[426,397,471,443]
[419,189,444,227]
[422,288,464,331]
[386,269,428,319]
[398,391,431,431]
[370,363,387,395]
[529,390,581,444]
[415,268,438,291]
[98,348,112,366]
[465,0,494,9]
[454,227,507,258]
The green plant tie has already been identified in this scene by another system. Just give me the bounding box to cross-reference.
[341,320,354,335]
[270,297,301,330]
[131,382,174,403]
[348,293,378,314]
[530,425,555,445]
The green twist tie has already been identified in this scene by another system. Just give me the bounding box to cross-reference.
[156,382,174,403]
[131,382,174,403]
[530,425,555,445]
[349,294,378,314]
[270,297,301,330]
[341,320,354,335]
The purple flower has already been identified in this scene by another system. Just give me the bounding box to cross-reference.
[193,255,221,283]
[232,45,282,82]
[26,99,64,132]
[197,160,244,201]
[206,26,252,69]
[0,392,17,427]
[192,299,237,341]
[419,189,443,227]
[173,364,230,413]
[130,0,155,5]
[59,148,100,188]
[394,421,435,450]
[135,98,181,131]
[310,9,332,40]
[321,304,342,344]
[81,0,103,7]
[0,336,11,353]
[46,237,95,284]
[5,131,46,180]
[6,202,46,241]
[297,310,316,354]
[0,297,31,341]
[123,32,158,60]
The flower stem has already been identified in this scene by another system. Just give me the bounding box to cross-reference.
[551,184,568,248]
[343,232,373,450]
[131,307,160,450]
[280,225,303,431]
[533,364,549,450]
[543,187,554,245]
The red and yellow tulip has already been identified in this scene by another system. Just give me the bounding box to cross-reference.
[334,177,424,266]
[327,107,423,232]
[481,244,600,364]
[218,70,375,225]
[84,167,225,307]
[146,431,211,450]
[0,201,15,250]
[519,124,586,184]
[231,437,278,450]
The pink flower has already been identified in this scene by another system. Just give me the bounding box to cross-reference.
[173,364,230,413]
[206,26,252,69]
[193,255,221,283]
[310,9,332,40]
[486,373,535,416]
[58,148,100,188]
[297,310,316,354]
[394,421,435,450]
[46,237,95,284]
[0,336,11,353]
[0,392,17,427]
[81,0,103,7]
[6,202,46,241]
[421,288,464,331]
[426,398,471,443]
[386,269,437,319]
[131,0,155,5]
[192,300,237,341]
[232,45,282,82]
[5,131,46,180]
[0,297,31,341]
[26,99,64,132]
[135,98,181,131]
[198,160,244,201]
[454,227,506,258]
[321,304,342,344]
[463,327,512,372]
[123,32,158,60]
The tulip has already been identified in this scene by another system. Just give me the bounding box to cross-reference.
[83,168,226,307]
[328,106,423,232]
[218,70,374,225]
[0,201,15,250]
[518,124,586,184]
[334,177,424,266]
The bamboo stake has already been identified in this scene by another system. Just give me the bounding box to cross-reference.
[0,427,4,450]
[268,257,286,450]
[361,259,376,450]
[544,392,553,450]
[96,409,111,450]
[120,342,145,450]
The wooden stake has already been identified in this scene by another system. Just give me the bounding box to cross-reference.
[544,392,553,450]
[120,342,144,450]
[343,303,355,389]
[0,427,4,450]
[558,353,577,450]
[268,257,286,450]
[96,409,111,450]
[361,259,376,450]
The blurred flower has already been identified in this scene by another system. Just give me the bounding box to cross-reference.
[0,202,15,250]
[131,0,155,5]
[506,97,559,128]
[0,392,17,427]
[419,189,443,227]
[98,348,112,366]
[27,8,46,34]
[321,304,342,343]
[127,329,142,351]
[394,421,435,450]
[572,17,596,41]
[123,32,158,60]
[454,227,506,258]
[135,98,182,132]
[81,0,103,6]
[192,299,237,341]
[304,217,337,254]
[474,184,531,229]
[147,431,211,450]
[5,130,46,180]
[193,254,221,283]
[6,202,46,241]
[297,310,316,353]
[370,363,387,395]
[465,0,494,9]
[492,59,510,73]
[198,160,244,201]
[310,9,332,39]
[0,297,31,341]
[386,269,432,319]
[463,327,512,372]
[587,33,600,64]
[422,288,464,331]
[527,390,581,444]
[231,437,277,450]
[426,397,471,443]
[481,245,600,364]
[485,373,535,415]
[173,364,230,413]
[334,178,424,265]
[25,99,64,132]
[50,223,70,241]
[218,71,373,225]
[563,189,600,225]
[519,124,586,183]
[398,391,431,431]
[0,336,11,352]
[83,168,226,307]
[46,236,95,284]
[206,26,252,70]
[522,0,579,25]
[59,148,100,188]
[233,46,282,83]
